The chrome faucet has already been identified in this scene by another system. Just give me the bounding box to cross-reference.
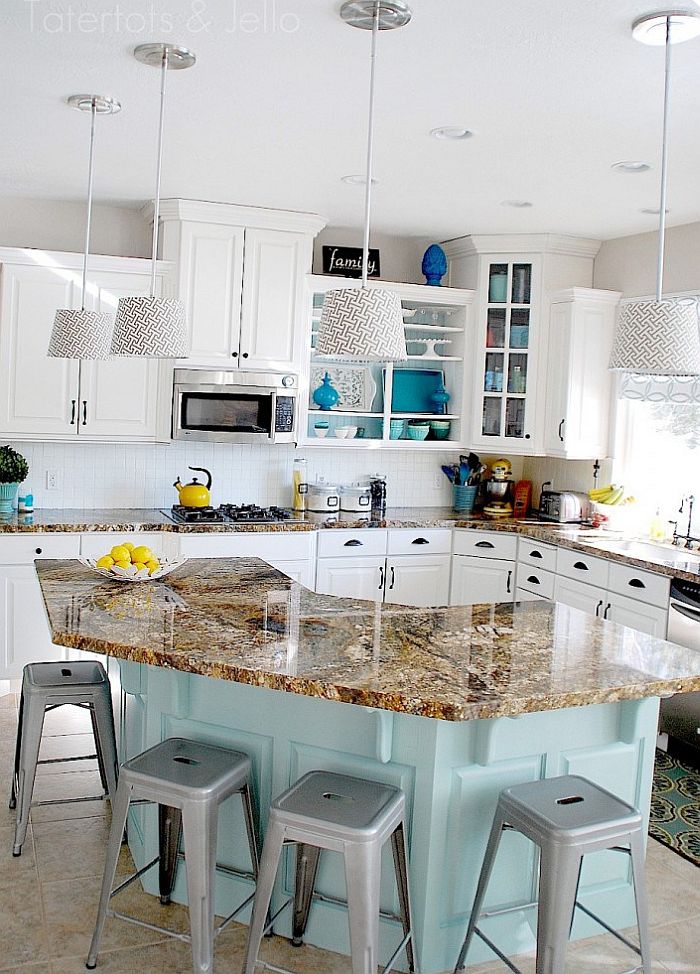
[679,494,697,548]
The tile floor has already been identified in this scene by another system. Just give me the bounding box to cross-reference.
[0,690,698,973]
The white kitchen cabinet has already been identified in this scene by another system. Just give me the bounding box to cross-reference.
[159,200,325,373]
[544,289,620,459]
[384,554,451,607]
[604,593,668,638]
[0,252,169,442]
[450,555,515,606]
[177,531,316,590]
[315,556,385,601]
[553,576,608,617]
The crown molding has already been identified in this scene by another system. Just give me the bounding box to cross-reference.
[441,233,602,259]
[141,198,327,236]
[549,286,622,304]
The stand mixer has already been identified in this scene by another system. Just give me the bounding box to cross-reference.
[482,459,514,519]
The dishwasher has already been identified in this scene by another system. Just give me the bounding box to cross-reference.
[660,577,700,751]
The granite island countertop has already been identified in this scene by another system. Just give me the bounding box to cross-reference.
[36,557,700,722]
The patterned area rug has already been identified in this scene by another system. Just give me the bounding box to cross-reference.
[650,748,700,866]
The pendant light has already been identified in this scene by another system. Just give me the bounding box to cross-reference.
[48,95,120,359]
[110,44,195,357]
[609,11,700,376]
[316,1,410,362]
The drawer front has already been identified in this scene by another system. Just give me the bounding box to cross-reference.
[388,528,452,556]
[453,530,518,560]
[0,534,81,564]
[179,532,313,560]
[518,538,557,572]
[317,529,388,558]
[81,532,179,559]
[607,561,670,609]
[516,587,548,602]
[556,547,610,588]
[517,566,555,600]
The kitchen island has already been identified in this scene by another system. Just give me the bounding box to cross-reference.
[36,557,700,972]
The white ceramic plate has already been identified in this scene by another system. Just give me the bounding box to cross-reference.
[78,556,188,583]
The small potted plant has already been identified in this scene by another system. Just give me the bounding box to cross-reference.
[0,445,29,514]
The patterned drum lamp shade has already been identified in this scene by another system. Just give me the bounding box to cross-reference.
[316,288,407,362]
[609,299,700,376]
[48,310,114,359]
[110,296,189,357]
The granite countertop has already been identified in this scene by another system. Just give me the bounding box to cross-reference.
[36,557,700,722]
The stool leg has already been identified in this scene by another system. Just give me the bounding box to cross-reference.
[241,783,261,879]
[391,821,416,973]
[90,688,118,802]
[242,818,286,974]
[454,809,506,972]
[535,845,581,974]
[158,804,183,905]
[344,841,382,974]
[12,692,46,856]
[88,705,109,797]
[8,689,25,810]
[629,830,653,974]
[292,843,321,945]
[86,780,132,969]
[181,801,218,974]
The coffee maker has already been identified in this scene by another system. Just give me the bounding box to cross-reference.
[483,458,514,518]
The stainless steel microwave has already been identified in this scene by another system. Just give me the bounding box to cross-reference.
[172,369,298,444]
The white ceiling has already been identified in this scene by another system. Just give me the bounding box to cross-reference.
[3,0,700,241]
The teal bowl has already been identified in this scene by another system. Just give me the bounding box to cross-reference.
[429,420,451,440]
[389,420,405,440]
[406,425,429,441]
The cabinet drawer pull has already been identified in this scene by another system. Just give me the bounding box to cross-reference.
[378,566,384,590]
[70,400,76,425]
[389,566,395,590]
[475,541,495,549]
[595,599,603,617]
[603,602,611,619]
[526,575,540,585]
[558,418,565,442]
[573,561,589,571]
[411,537,429,545]
[506,570,512,594]
[82,400,87,426]
[35,547,42,555]
[344,539,363,547]
[628,578,645,589]
[529,549,543,559]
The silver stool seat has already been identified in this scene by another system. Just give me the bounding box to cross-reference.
[10,660,118,856]
[242,770,416,974]
[454,774,652,974]
[86,737,261,974]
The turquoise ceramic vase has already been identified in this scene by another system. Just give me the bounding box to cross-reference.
[312,372,340,411]
[430,380,451,415]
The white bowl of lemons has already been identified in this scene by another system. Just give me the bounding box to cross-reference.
[80,542,186,583]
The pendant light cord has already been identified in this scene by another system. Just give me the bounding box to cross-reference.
[361,2,380,289]
[150,47,169,296]
[656,16,672,302]
[80,99,97,311]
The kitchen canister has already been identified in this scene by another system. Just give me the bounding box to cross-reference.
[306,482,340,514]
[339,483,372,514]
[453,484,478,513]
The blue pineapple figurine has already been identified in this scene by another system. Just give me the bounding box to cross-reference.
[312,372,340,411]
[422,244,447,286]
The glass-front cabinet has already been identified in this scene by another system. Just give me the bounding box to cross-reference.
[300,276,473,448]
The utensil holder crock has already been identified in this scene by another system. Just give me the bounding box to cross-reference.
[453,484,478,513]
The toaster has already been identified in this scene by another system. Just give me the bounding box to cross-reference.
[537,488,590,523]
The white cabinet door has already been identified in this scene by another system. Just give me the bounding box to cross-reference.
[79,270,162,440]
[239,229,307,372]
[315,556,385,602]
[0,262,80,436]
[385,554,451,607]
[553,576,607,617]
[604,593,668,638]
[0,566,62,679]
[450,555,515,606]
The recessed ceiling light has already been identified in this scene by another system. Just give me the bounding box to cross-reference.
[340,174,378,186]
[429,126,473,141]
[632,11,700,45]
[640,206,670,215]
[611,161,651,174]
[501,200,533,208]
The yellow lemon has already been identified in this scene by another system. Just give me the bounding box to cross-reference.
[132,562,147,573]
[96,555,114,570]
[110,545,131,563]
[131,545,153,564]
[114,559,132,570]
[148,564,160,576]
[122,542,135,552]
[146,558,160,572]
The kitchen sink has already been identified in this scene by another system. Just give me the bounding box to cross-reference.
[584,537,700,569]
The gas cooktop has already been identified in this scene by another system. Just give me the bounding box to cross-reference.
[163,504,297,525]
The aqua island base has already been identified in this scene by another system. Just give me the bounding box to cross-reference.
[117,660,658,974]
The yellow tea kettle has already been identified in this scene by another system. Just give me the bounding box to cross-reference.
[173,467,213,508]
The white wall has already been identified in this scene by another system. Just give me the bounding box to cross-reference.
[522,456,614,506]
[594,220,700,297]
[313,227,435,284]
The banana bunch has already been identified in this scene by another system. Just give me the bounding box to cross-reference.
[588,484,635,506]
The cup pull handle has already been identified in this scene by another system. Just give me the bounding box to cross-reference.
[628,578,645,589]
[411,537,429,545]
[530,550,543,559]
[573,561,589,571]
[344,539,363,547]
[475,541,495,549]
[526,575,540,585]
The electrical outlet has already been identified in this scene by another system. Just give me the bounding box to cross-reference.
[433,473,444,490]
[45,470,59,491]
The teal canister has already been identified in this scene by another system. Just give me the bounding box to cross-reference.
[453,484,478,513]
[312,372,340,411]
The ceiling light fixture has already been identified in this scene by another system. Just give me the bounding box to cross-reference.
[47,95,121,359]
[610,11,700,376]
[501,200,533,208]
[611,161,651,173]
[317,1,411,363]
[341,174,379,186]
[430,126,473,141]
[632,10,700,44]
[110,43,195,358]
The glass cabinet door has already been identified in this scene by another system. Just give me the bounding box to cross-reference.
[480,263,532,440]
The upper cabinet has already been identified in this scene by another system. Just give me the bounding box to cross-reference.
[442,234,607,456]
[0,251,171,442]
[159,200,326,373]
[544,288,621,459]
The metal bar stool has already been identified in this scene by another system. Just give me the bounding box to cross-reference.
[454,774,652,974]
[242,770,416,974]
[10,660,118,856]
[86,737,261,974]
